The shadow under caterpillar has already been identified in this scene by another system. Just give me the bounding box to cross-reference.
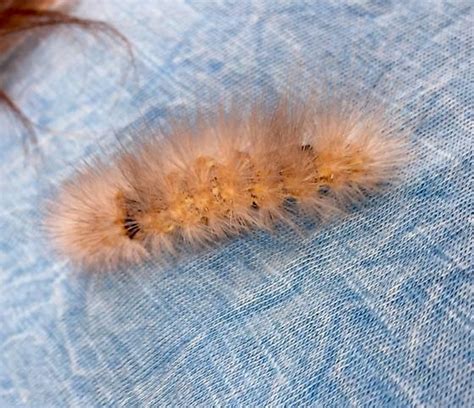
[46,92,407,269]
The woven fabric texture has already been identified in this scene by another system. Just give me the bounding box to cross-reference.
[0,0,472,406]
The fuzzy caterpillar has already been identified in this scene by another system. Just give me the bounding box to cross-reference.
[47,93,407,269]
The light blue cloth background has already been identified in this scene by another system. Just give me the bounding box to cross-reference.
[0,0,472,406]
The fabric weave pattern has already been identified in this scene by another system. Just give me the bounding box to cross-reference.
[0,1,472,406]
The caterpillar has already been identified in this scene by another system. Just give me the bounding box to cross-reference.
[47,92,407,269]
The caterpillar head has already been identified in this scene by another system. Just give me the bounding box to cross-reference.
[46,163,147,269]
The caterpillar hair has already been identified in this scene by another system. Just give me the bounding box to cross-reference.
[46,90,407,269]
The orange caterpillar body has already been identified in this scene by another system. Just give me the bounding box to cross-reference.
[47,94,406,268]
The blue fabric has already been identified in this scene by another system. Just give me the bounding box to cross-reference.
[0,0,472,406]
